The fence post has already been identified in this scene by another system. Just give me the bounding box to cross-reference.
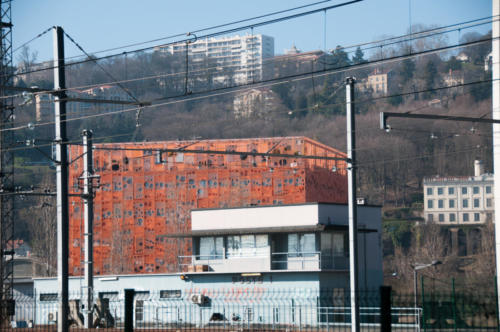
[452,278,457,332]
[380,286,392,332]
[421,276,426,332]
[124,289,135,332]
[495,276,499,332]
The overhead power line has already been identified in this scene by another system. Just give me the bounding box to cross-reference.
[3,41,497,135]
[12,26,54,54]
[9,14,494,87]
[60,0,348,62]
[5,27,496,108]
[62,31,141,104]
[9,0,363,80]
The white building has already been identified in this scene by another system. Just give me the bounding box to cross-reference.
[28,203,383,328]
[423,160,494,224]
[233,88,277,118]
[358,68,393,96]
[155,34,274,84]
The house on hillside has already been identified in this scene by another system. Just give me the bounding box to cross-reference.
[423,160,494,257]
[358,68,394,96]
[233,88,277,118]
[423,160,493,225]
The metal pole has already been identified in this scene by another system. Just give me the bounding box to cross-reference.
[492,0,500,324]
[380,286,392,332]
[53,26,69,332]
[346,77,360,332]
[82,130,94,328]
[421,276,426,332]
[452,278,457,332]
[124,289,135,332]
[414,269,418,332]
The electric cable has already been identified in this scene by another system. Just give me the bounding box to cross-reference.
[12,26,54,54]
[62,31,142,104]
[6,17,495,104]
[4,65,497,136]
[59,0,348,63]
[9,0,363,80]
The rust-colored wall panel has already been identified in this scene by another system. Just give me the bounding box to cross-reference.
[68,137,347,275]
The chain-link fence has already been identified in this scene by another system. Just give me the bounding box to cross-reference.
[3,287,499,331]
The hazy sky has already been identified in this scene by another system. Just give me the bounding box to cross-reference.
[12,0,492,64]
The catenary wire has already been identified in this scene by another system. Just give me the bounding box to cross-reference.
[62,31,141,104]
[9,14,494,91]
[12,26,54,54]
[8,0,363,80]
[4,58,498,135]
[59,0,348,62]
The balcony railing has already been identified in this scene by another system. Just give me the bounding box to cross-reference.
[178,251,348,272]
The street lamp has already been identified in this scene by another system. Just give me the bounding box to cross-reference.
[413,260,442,330]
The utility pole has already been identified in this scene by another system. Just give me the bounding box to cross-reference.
[492,0,500,320]
[53,26,69,332]
[0,0,14,326]
[82,130,94,328]
[346,77,360,332]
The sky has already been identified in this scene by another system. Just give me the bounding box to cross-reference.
[11,0,493,64]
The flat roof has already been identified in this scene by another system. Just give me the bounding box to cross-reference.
[192,202,381,212]
[163,225,377,238]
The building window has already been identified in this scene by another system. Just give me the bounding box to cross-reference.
[487,213,493,221]
[438,200,444,208]
[474,199,480,208]
[462,199,468,208]
[449,199,455,208]
[437,187,444,195]
[486,186,492,194]
[40,293,58,302]
[288,233,316,257]
[449,213,456,222]
[438,214,445,222]
[199,236,224,259]
[427,214,433,222]
[427,188,433,195]
[227,234,268,257]
[160,290,181,299]
[474,213,480,222]
[427,200,433,209]
[448,187,455,195]
[473,186,479,194]
[462,187,467,194]
[487,198,492,207]
[463,213,469,222]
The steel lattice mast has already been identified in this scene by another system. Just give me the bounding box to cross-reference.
[0,0,14,325]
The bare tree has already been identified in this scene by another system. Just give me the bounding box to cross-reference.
[30,173,56,276]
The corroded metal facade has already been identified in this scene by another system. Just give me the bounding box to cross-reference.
[68,137,348,275]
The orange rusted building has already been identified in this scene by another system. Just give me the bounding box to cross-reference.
[67,136,348,276]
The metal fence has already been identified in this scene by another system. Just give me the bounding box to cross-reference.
[3,288,499,331]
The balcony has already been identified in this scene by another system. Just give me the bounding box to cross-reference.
[178,251,348,273]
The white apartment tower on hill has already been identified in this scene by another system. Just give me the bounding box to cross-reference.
[155,34,274,84]
[423,160,494,225]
